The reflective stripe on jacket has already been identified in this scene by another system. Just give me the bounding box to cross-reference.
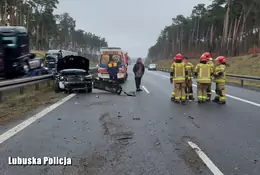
[107,62,118,77]
[108,62,117,67]
[214,64,226,83]
[170,62,185,82]
[195,63,212,83]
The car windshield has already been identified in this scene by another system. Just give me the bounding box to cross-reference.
[100,54,122,65]
[149,64,156,67]
[2,36,17,47]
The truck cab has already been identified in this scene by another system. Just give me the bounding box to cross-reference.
[0,26,39,78]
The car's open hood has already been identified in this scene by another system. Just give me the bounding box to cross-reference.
[57,55,89,72]
[60,69,86,75]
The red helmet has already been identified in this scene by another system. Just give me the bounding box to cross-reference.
[203,52,211,58]
[175,53,183,60]
[200,54,208,62]
[215,56,226,64]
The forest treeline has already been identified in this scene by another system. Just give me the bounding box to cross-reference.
[0,0,108,58]
[147,0,260,62]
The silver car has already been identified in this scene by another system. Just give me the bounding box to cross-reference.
[148,64,157,70]
[28,56,44,69]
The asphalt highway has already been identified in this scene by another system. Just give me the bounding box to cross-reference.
[0,67,260,175]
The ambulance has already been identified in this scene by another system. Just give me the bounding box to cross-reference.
[97,47,128,83]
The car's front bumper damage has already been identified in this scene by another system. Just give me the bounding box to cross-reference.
[59,79,92,91]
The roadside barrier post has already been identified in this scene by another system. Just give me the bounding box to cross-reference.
[47,80,50,87]
[35,83,39,90]
[0,91,2,103]
[241,80,244,87]
[20,87,24,94]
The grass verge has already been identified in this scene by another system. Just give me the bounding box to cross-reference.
[0,81,66,125]
[154,54,260,88]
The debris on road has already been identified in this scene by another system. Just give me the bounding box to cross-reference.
[82,120,88,125]
[117,136,132,140]
[188,116,194,120]
[133,116,140,120]
[57,117,61,120]
[155,140,160,146]
[117,112,122,118]
[116,131,134,145]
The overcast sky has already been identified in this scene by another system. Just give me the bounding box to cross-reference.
[55,0,211,58]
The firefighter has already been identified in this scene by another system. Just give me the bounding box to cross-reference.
[212,56,227,104]
[170,57,176,100]
[170,53,187,104]
[203,52,214,101]
[183,56,194,100]
[194,54,214,103]
[107,59,119,81]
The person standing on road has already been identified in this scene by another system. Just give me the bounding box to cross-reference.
[133,57,145,91]
[203,52,214,101]
[107,59,119,81]
[194,54,213,103]
[170,57,177,99]
[183,56,194,100]
[170,53,187,104]
[212,56,227,104]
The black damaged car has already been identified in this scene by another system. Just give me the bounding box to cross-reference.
[54,55,93,93]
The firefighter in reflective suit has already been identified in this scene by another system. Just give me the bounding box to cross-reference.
[170,53,187,104]
[194,54,214,103]
[203,52,214,101]
[212,56,227,104]
[183,56,194,100]
[170,57,176,99]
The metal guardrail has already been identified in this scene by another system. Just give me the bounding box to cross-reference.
[0,74,53,88]
[157,67,260,87]
[0,67,98,88]
[0,67,98,102]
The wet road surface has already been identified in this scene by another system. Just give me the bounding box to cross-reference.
[0,68,260,175]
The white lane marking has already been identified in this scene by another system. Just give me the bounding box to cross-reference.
[187,141,224,175]
[150,71,260,107]
[150,71,169,78]
[142,85,150,94]
[0,94,76,144]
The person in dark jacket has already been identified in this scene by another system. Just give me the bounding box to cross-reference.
[133,57,145,91]
[107,59,119,80]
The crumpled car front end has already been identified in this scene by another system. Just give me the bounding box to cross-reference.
[54,55,93,93]
[57,69,92,92]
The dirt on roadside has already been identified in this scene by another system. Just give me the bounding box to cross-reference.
[0,82,66,125]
